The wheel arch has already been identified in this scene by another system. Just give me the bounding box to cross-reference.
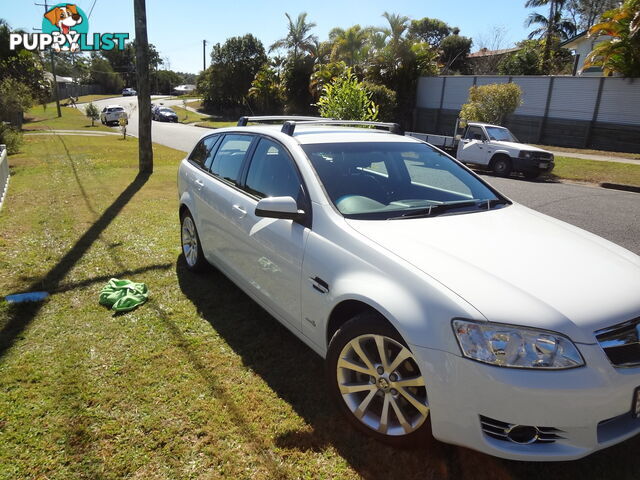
[179,190,196,221]
[489,151,512,167]
[325,294,414,351]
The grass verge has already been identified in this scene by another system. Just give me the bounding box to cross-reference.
[1,106,639,479]
[534,144,640,160]
[172,106,214,125]
[23,104,114,132]
[552,155,640,186]
[73,94,121,104]
[194,120,236,129]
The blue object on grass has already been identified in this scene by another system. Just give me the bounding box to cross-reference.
[5,291,49,303]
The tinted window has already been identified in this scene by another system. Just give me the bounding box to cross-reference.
[189,135,220,168]
[210,134,254,185]
[303,142,503,219]
[245,139,302,200]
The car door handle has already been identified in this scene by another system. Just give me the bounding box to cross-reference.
[232,204,247,217]
[194,179,204,190]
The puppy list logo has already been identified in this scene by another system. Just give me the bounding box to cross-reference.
[9,3,129,52]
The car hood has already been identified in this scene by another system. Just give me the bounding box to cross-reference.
[491,141,550,154]
[346,204,640,343]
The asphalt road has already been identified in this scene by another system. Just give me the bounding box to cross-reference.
[80,96,640,255]
[82,95,206,152]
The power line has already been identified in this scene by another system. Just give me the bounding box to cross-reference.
[88,0,98,19]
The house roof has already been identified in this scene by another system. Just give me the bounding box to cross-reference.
[560,31,589,48]
[468,47,520,58]
[44,72,75,83]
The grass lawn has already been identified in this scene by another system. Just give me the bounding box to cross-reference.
[186,100,203,111]
[534,144,640,160]
[552,155,640,186]
[195,120,236,129]
[2,107,640,479]
[171,106,214,125]
[23,104,114,133]
[73,94,121,104]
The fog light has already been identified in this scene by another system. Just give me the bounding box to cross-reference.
[506,425,539,444]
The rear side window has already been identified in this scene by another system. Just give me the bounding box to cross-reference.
[210,134,254,185]
[245,139,302,200]
[189,135,220,168]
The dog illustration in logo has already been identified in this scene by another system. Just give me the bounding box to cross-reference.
[44,4,83,52]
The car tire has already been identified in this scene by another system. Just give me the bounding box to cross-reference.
[326,312,431,447]
[181,211,207,272]
[523,171,540,180]
[491,156,512,177]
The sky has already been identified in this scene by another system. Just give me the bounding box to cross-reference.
[5,0,537,73]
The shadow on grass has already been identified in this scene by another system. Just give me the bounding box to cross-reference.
[0,172,150,359]
[176,256,640,480]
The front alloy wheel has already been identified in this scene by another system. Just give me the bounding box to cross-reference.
[327,314,430,446]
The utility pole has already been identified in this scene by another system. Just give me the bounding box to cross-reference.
[134,0,153,174]
[203,39,207,71]
[35,0,62,117]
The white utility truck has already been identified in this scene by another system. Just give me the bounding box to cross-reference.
[408,120,554,179]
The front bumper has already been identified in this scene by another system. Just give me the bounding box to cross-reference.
[412,343,640,461]
[513,157,555,174]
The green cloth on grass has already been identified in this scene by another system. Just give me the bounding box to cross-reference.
[99,278,148,312]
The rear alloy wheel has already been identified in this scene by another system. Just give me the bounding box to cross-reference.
[181,212,206,272]
[491,156,512,177]
[327,313,431,446]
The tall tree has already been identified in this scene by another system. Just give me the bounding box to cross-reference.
[526,0,577,71]
[408,17,453,46]
[269,12,318,60]
[565,0,621,30]
[584,0,640,76]
[199,34,267,113]
[439,34,473,74]
[0,19,49,104]
[329,25,369,66]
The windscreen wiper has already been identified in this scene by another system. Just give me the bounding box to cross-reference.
[485,198,511,209]
[390,200,481,219]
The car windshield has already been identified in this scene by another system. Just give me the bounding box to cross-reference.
[302,141,508,220]
[160,108,174,113]
[485,126,518,142]
[109,107,123,112]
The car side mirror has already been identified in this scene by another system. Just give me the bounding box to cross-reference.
[255,196,305,221]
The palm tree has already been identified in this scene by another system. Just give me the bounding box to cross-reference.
[526,0,577,71]
[381,12,410,45]
[269,12,318,60]
[584,0,640,76]
[329,25,369,66]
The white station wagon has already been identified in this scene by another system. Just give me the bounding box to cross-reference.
[177,116,640,461]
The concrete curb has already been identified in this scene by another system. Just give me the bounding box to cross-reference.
[600,182,640,193]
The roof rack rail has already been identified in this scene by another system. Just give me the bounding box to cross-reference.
[237,115,323,126]
[280,120,404,137]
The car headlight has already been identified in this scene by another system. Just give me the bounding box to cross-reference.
[519,151,532,159]
[452,319,584,369]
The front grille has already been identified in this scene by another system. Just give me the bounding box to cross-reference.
[480,416,564,444]
[595,317,640,367]
[532,153,553,160]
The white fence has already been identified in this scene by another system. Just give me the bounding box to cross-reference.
[0,145,9,210]
[415,76,640,152]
